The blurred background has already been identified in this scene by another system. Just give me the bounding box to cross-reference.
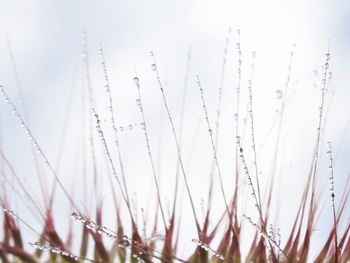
[0,0,349,260]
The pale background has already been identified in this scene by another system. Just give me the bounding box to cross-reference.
[0,0,349,261]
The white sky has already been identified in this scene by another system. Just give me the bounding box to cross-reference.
[0,0,350,261]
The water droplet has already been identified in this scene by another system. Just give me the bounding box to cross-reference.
[151,64,156,71]
[119,126,124,132]
[275,89,283,100]
[133,77,139,84]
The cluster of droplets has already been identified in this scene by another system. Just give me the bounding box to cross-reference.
[71,212,141,249]
[319,48,331,131]
[233,29,243,203]
[191,238,225,261]
[72,210,167,262]
[266,224,282,260]
[321,51,331,87]
[196,76,214,140]
[71,212,164,262]
[211,27,232,169]
[134,78,153,157]
[98,42,133,206]
[93,111,130,207]
[236,29,242,78]
[314,44,332,167]
[80,31,94,101]
[217,27,231,97]
[242,215,287,260]
[326,141,340,263]
[236,136,261,214]
[28,242,78,261]
[234,29,242,138]
[98,42,119,136]
[71,212,128,243]
[276,227,282,259]
[326,142,336,204]
[98,42,110,90]
[267,224,274,240]
[247,51,263,215]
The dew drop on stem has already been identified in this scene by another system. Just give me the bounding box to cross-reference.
[275,89,283,100]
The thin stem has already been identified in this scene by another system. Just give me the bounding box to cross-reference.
[0,86,79,212]
[236,137,263,223]
[0,203,96,262]
[98,42,131,205]
[242,215,289,261]
[134,75,168,231]
[150,52,201,234]
[233,29,242,222]
[207,28,231,223]
[92,110,134,221]
[196,75,238,240]
[5,33,50,210]
[313,41,331,179]
[247,52,263,217]
[173,47,192,221]
[327,142,338,263]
